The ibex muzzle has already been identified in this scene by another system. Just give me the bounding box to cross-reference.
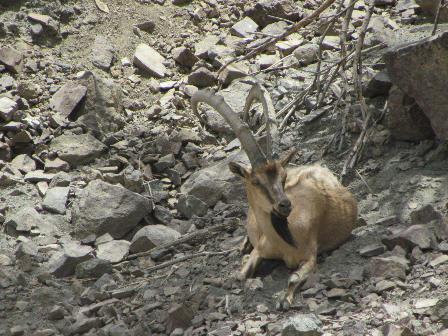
[191,82,358,307]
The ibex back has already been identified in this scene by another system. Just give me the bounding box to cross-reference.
[191,83,358,306]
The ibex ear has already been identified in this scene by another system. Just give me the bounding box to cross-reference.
[229,161,251,178]
[279,148,298,167]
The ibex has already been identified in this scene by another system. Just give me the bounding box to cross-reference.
[191,82,358,306]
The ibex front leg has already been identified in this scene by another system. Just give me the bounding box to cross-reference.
[286,255,317,304]
[238,248,262,280]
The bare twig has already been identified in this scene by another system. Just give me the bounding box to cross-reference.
[432,0,445,35]
[218,0,337,76]
[355,169,373,194]
[144,249,237,274]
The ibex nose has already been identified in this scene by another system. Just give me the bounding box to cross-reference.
[277,198,292,217]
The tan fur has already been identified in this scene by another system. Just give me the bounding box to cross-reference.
[240,163,358,304]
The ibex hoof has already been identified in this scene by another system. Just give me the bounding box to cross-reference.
[241,254,251,267]
[275,292,291,311]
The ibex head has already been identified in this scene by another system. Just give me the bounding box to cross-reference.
[191,83,298,218]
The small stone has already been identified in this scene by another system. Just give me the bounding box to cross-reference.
[48,305,65,320]
[24,170,55,183]
[194,35,220,59]
[130,224,180,253]
[293,43,319,65]
[0,96,18,121]
[187,67,216,88]
[382,225,436,251]
[135,20,156,33]
[230,17,259,38]
[172,46,198,68]
[177,194,208,219]
[96,240,130,263]
[133,43,166,78]
[414,298,438,309]
[375,279,396,292]
[68,317,103,335]
[9,325,25,336]
[42,187,69,214]
[218,62,249,85]
[359,243,386,257]
[4,207,45,236]
[75,258,112,278]
[366,256,409,280]
[282,313,323,336]
[153,153,176,173]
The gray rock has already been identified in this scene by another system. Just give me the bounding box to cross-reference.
[10,154,36,174]
[68,317,103,336]
[172,46,199,68]
[382,225,437,251]
[154,205,173,224]
[366,255,409,280]
[133,43,166,78]
[363,70,392,98]
[194,35,220,59]
[187,67,217,88]
[153,153,176,173]
[293,43,319,65]
[50,133,106,167]
[134,20,156,33]
[410,204,443,225]
[230,17,259,38]
[218,62,249,85]
[385,86,434,141]
[130,224,180,253]
[415,0,448,21]
[71,179,153,239]
[0,74,15,90]
[282,313,323,336]
[181,150,247,207]
[0,96,18,121]
[177,194,208,218]
[91,35,115,70]
[27,13,59,35]
[0,46,24,73]
[75,258,112,278]
[15,240,38,258]
[47,242,93,277]
[48,305,65,320]
[245,0,303,27]
[42,187,69,214]
[172,0,193,4]
[4,207,45,236]
[384,32,448,139]
[76,71,125,139]
[44,157,70,172]
[96,240,130,263]
[24,170,55,183]
[17,82,42,100]
[49,82,87,118]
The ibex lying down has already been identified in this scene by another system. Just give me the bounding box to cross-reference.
[191,83,358,305]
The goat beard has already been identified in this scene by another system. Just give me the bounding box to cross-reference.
[270,211,296,247]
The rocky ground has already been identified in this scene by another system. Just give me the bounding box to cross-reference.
[1,0,448,335]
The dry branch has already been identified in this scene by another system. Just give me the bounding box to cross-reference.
[217,0,337,75]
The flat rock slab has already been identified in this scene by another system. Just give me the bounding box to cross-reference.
[4,207,46,236]
[0,96,18,121]
[71,179,153,239]
[91,36,115,70]
[50,133,106,167]
[96,240,130,263]
[230,17,259,38]
[282,313,323,336]
[50,82,87,118]
[384,32,448,140]
[133,43,166,78]
[42,187,69,214]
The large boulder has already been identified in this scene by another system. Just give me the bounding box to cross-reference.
[384,32,448,140]
[71,180,153,239]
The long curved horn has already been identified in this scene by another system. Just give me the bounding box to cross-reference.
[191,89,267,168]
[242,83,279,160]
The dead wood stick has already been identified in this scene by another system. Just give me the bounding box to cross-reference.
[120,218,240,263]
[432,0,445,35]
[144,249,237,274]
[217,0,337,75]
